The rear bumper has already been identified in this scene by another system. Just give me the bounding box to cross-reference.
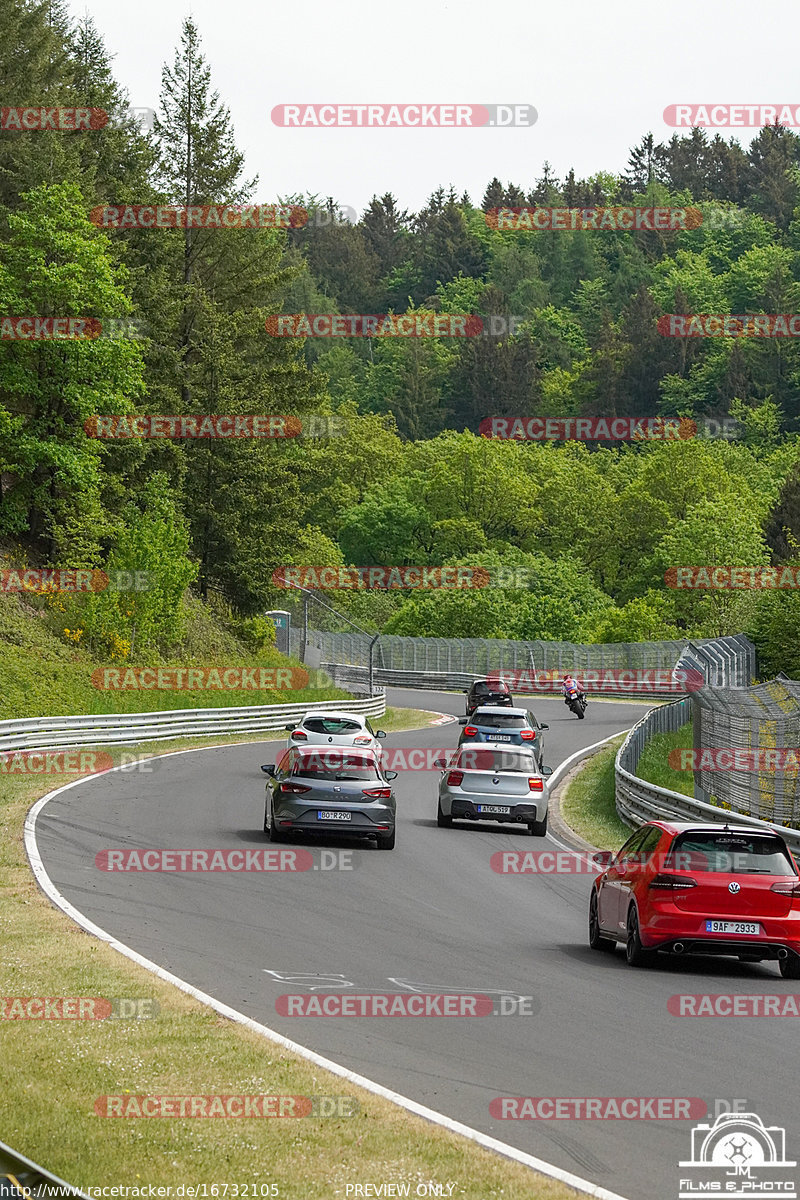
[641,913,800,957]
[272,801,395,836]
[651,937,799,961]
[449,797,543,823]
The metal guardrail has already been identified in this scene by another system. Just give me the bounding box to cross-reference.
[615,699,800,856]
[0,695,386,756]
[0,1136,90,1198]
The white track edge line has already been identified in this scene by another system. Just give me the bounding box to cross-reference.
[24,745,631,1200]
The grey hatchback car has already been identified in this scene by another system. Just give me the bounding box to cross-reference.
[262,745,397,849]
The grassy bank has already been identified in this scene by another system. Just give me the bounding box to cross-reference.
[559,724,695,849]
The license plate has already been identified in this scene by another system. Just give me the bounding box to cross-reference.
[317,811,352,821]
[490,734,512,741]
[478,804,511,814]
[705,920,761,935]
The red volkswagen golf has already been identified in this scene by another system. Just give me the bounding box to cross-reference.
[589,821,800,977]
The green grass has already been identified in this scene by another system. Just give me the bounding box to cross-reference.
[634,723,694,796]
[0,720,582,1200]
[0,592,347,719]
[559,723,696,850]
[559,735,630,850]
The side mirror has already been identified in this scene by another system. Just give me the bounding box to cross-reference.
[463,689,470,695]
[540,764,553,777]
[540,722,549,730]
[433,756,446,769]
[376,730,387,739]
[593,851,613,868]
[261,764,275,775]
[457,717,467,725]
[384,770,398,781]
[284,724,296,732]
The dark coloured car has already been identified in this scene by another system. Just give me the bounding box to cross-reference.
[589,821,800,976]
[262,746,397,849]
[465,678,514,716]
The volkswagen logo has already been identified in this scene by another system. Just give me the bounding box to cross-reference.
[729,881,741,894]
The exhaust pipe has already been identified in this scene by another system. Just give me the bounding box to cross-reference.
[673,942,685,955]
[778,948,789,960]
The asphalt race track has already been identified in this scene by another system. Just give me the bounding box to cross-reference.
[33,689,800,1200]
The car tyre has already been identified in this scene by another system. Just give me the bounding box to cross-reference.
[266,810,287,843]
[528,813,548,836]
[437,799,453,828]
[589,891,616,952]
[376,828,395,850]
[625,906,654,968]
[779,953,800,979]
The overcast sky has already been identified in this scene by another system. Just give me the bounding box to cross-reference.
[81,0,800,214]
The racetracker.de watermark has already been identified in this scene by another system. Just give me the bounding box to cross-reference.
[0,750,114,776]
[272,566,490,590]
[491,850,603,874]
[275,993,534,1016]
[94,848,351,872]
[1,997,158,1019]
[0,106,107,130]
[480,416,696,441]
[489,1097,705,1119]
[486,206,701,231]
[665,566,800,589]
[664,104,800,127]
[94,1095,358,1117]
[659,314,800,337]
[485,668,705,693]
[91,666,308,690]
[89,205,307,229]
[669,995,800,1016]
[271,104,536,128]
[668,748,800,771]
[84,415,301,439]
[265,314,483,337]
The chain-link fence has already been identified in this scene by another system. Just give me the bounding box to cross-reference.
[691,677,800,828]
[290,626,755,696]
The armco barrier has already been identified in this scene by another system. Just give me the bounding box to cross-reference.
[0,1137,89,1198]
[615,699,800,856]
[0,695,385,757]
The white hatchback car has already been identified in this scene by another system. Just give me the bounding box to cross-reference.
[284,711,387,758]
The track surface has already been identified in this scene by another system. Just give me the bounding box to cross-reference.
[35,689,800,1199]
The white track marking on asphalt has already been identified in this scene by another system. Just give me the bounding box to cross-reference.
[543,732,630,857]
[24,737,632,1200]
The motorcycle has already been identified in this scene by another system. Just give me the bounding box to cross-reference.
[565,685,586,719]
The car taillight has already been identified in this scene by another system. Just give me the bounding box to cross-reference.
[353,735,371,745]
[281,782,311,794]
[770,880,800,897]
[463,726,477,737]
[362,787,391,798]
[447,770,464,786]
[520,730,536,741]
[649,873,697,890]
[291,730,307,741]
[527,777,544,791]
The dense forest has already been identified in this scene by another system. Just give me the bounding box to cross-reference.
[3,0,800,679]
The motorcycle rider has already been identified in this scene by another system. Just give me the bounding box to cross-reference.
[562,673,587,707]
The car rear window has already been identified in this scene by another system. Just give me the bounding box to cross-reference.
[665,832,797,876]
[303,717,363,735]
[457,748,536,773]
[294,753,379,781]
[473,712,525,728]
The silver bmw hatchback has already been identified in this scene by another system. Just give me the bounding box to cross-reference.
[436,743,552,836]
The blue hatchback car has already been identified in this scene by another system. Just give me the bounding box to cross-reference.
[457,705,548,766]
